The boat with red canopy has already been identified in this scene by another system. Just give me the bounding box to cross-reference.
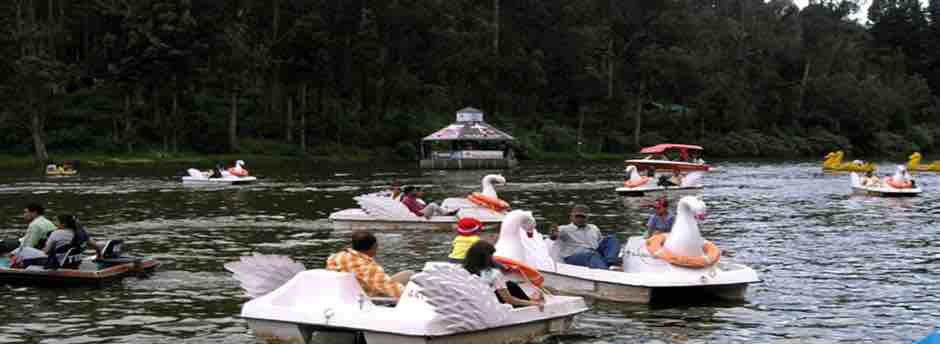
[625,144,710,173]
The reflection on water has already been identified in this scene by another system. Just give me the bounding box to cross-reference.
[0,160,938,343]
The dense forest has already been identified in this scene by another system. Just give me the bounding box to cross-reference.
[0,0,938,162]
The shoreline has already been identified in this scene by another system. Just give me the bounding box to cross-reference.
[0,151,915,168]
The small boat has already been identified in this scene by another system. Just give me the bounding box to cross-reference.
[0,240,159,286]
[225,255,588,344]
[850,166,921,197]
[615,165,704,196]
[45,164,78,176]
[822,151,877,172]
[907,152,940,172]
[182,168,257,185]
[329,175,509,230]
[494,199,760,304]
[624,144,710,174]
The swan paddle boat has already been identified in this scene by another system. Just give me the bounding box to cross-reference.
[494,198,760,304]
[907,152,940,172]
[822,151,876,172]
[182,160,257,185]
[225,254,588,344]
[0,240,159,286]
[616,165,705,196]
[624,144,710,174]
[329,175,510,231]
[850,165,921,197]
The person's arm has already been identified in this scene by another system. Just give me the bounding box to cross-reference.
[366,262,404,299]
[646,216,656,232]
[495,288,544,310]
[87,237,103,257]
[42,234,55,255]
[21,224,40,249]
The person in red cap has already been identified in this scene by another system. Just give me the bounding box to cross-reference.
[645,197,674,237]
[448,217,483,263]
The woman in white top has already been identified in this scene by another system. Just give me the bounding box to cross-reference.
[462,241,543,310]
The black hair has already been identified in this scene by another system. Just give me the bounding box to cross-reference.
[58,214,79,231]
[463,241,498,276]
[57,214,89,248]
[402,186,418,195]
[25,203,44,215]
[351,231,377,252]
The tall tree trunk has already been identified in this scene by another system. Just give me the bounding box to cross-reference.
[577,108,585,155]
[797,59,811,114]
[634,96,643,148]
[229,91,239,152]
[30,112,49,163]
[493,0,500,54]
[171,90,179,153]
[300,83,307,152]
[286,93,293,143]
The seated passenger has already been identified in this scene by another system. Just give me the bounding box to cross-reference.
[555,205,621,269]
[462,241,544,310]
[0,239,47,269]
[20,203,57,250]
[448,218,483,263]
[862,171,881,187]
[326,231,413,300]
[43,215,102,269]
[646,198,674,237]
[401,186,457,219]
[381,180,403,201]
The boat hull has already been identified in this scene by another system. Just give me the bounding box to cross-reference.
[182,176,257,185]
[0,258,158,287]
[329,208,503,231]
[851,186,921,197]
[542,270,750,304]
[625,160,709,173]
[245,313,579,344]
[46,171,78,176]
[615,185,703,196]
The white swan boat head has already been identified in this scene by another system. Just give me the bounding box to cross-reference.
[225,254,588,344]
[496,196,760,303]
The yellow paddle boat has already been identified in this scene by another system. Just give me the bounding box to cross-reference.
[45,164,78,176]
[822,151,876,172]
[906,152,940,172]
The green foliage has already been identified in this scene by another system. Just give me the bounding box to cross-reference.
[0,0,939,162]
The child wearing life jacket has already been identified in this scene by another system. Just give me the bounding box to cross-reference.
[448,217,483,264]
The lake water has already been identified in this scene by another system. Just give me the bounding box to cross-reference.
[0,160,937,343]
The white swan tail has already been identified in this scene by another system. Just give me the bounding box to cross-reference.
[224,254,307,298]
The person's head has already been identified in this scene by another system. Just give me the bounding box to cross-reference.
[456,217,483,236]
[57,214,80,231]
[402,186,417,197]
[0,239,20,255]
[570,204,589,226]
[415,187,426,197]
[654,198,669,216]
[390,180,401,193]
[23,203,44,222]
[865,171,874,177]
[462,240,497,275]
[646,168,656,177]
[673,169,681,176]
[351,231,378,257]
